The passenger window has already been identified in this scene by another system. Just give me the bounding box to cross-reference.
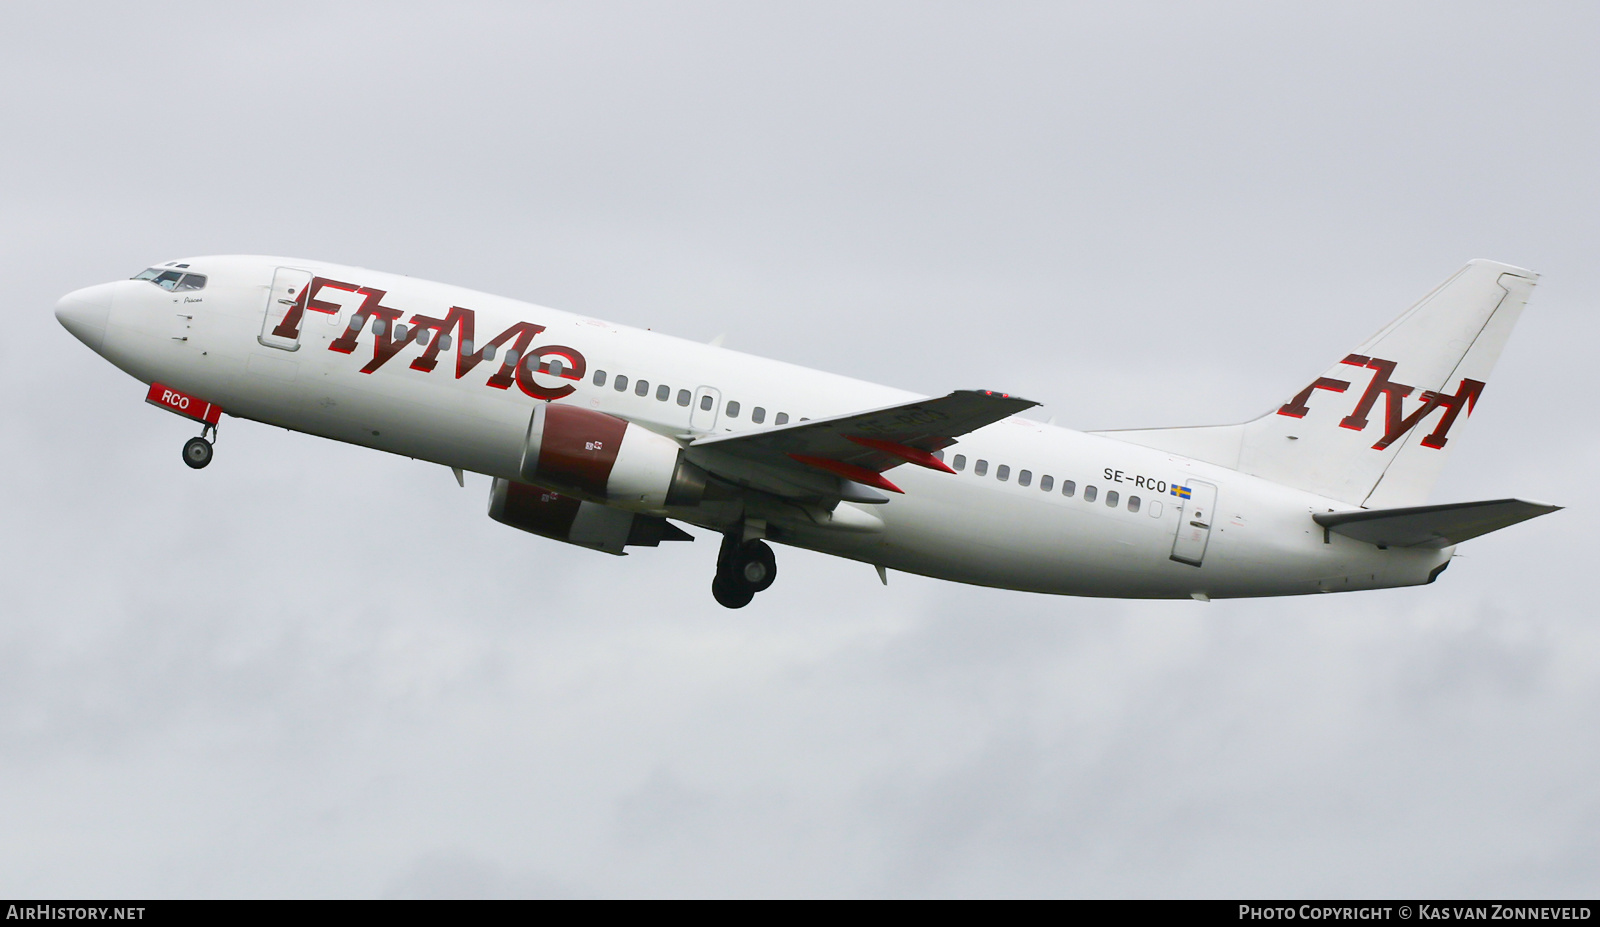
[996,464,1010,481]
[952,454,967,471]
[373,319,389,336]
[1150,500,1163,518]
[1018,469,1032,487]
[677,389,691,407]
[932,450,945,461]
[416,328,431,346]
[438,334,451,350]
[656,384,669,401]
[1084,485,1097,503]
[175,274,206,291]
[752,407,765,423]
[1062,480,1076,497]
[727,400,740,418]
[614,374,628,392]
[394,324,409,341]
[503,348,518,367]
[1106,490,1119,508]
[975,459,989,477]
[1128,495,1141,513]
[636,379,650,397]
[775,413,789,425]
[482,343,495,360]
[594,370,607,386]
[1040,475,1053,492]
[548,358,564,377]
[700,394,714,411]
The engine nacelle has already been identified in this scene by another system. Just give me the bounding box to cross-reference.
[520,402,706,510]
[488,478,693,555]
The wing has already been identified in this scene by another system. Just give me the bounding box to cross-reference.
[687,389,1037,498]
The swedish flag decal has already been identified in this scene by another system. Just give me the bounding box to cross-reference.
[1171,485,1192,500]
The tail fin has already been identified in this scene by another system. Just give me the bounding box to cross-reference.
[1098,260,1539,507]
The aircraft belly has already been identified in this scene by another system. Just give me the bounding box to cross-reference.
[856,485,1179,596]
[298,381,528,478]
[835,475,1451,599]
[274,345,532,477]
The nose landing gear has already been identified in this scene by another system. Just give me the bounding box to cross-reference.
[711,534,778,609]
[182,423,216,470]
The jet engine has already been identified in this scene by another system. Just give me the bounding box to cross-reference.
[488,478,693,555]
[520,402,706,509]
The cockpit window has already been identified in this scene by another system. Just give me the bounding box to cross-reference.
[132,268,206,291]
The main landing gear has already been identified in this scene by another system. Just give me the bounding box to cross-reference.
[711,534,778,609]
[182,424,216,470]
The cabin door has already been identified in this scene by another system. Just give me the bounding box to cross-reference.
[258,268,315,351]
[1169,480,1219,567]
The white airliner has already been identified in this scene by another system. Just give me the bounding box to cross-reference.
[56,256,1558,607]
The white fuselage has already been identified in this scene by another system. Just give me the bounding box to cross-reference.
[59,255,1449,599]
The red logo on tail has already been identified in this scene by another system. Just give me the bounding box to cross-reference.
[1277,355,1484,451]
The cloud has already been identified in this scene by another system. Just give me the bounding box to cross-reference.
[2,0,1596,898]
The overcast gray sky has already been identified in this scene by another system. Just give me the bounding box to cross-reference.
[3,1,1597,898]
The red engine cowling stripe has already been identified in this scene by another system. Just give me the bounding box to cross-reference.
[535,403,628,497]
[501,482,584,536]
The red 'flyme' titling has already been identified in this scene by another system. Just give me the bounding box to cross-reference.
[272,276,589,401]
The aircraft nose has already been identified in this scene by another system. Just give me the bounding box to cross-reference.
[55,283,115,354]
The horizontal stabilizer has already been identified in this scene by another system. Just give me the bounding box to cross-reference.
[1313,498,1560,549]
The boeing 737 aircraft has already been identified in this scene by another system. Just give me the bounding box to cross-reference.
[55,257,1558,607]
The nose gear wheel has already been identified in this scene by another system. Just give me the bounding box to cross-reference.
[182,436,213,469]
[181,422,218,470]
